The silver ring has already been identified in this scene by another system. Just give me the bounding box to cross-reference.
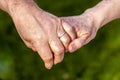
[59,32,66,39]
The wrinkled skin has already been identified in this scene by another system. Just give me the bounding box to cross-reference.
[1,0,120,70]
[61,13,99,52]
[9,3,76,69]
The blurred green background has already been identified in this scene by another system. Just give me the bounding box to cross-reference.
[0,0,120,80]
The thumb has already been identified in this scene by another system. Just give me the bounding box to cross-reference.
[68,36,86,53]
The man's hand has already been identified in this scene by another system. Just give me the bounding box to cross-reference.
[3,0,76,69]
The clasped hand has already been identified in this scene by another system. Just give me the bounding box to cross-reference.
[5,0,100,69]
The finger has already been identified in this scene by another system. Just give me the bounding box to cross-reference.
[68,38,84,53]
[34,41,53,69]
[68,34,89,53]
[59,33,71,50]
[57,23,71,50]
[62,21,77,40]
[84,28,97,45]
[49,36,65,64]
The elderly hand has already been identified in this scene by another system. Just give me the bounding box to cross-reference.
[5,0,76,69]
[61,12,99,53]
[61,0,120,53]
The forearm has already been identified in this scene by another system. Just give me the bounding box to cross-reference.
[0,0,40,15]
[85,0,120,29]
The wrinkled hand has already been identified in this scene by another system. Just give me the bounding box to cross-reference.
[9,3,76,69]
[61,13,99,52]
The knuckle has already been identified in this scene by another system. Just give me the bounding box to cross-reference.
[80,29,90,36]
[83,33,90,39]
[43,55,53,62]
[61,35,71,44]
[85,32,90,36]
[55,47,64,55]
[35,36,47,44]
[32,36,42,43]
[64,36,71,44]
[68,27,74,33]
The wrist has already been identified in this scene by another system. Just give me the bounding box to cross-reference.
[84,0,119,29]
[4,0,42,16]
[84,9,103,30]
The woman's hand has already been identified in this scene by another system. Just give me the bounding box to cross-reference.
[61,0,120,53]
[61,13,99,52]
